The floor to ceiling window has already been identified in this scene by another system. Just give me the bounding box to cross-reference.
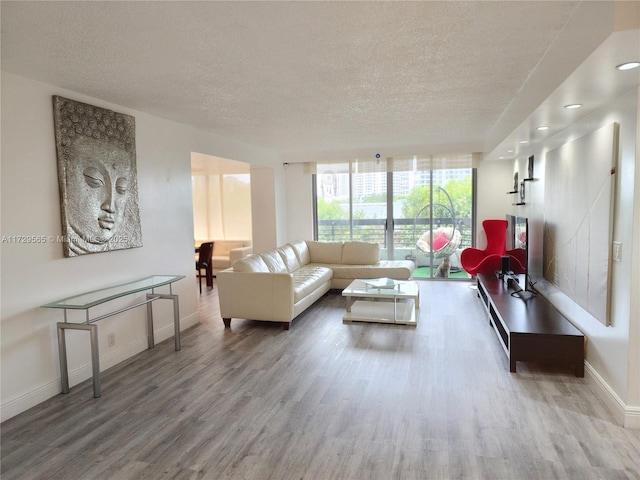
[191,153,252,243]
[314,154,476,279]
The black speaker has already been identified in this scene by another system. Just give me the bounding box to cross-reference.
[500,255,510,276]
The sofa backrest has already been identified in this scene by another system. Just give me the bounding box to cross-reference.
[232,254,270,272]
[260,249,288,273]
[233,240,381,271]
[289,240,310,265]
[278,244,301,272]
[342,241,380,264]
[306,241,343,264]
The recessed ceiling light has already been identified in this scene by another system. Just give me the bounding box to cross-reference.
[616,61,640,71]
[518,140,529,144]
[564,104,582,109]
[537,125,550,131]
[498,156,505,159]
[506,149,514,153]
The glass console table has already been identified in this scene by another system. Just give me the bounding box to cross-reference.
[42,275,185,398]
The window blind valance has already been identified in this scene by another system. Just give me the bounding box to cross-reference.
[307,152,481,175]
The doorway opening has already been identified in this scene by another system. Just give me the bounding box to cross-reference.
[191,152,252,246]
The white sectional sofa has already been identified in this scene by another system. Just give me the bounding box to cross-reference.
[217,240,415,329]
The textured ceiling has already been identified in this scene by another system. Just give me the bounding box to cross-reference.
[0,1,630,161]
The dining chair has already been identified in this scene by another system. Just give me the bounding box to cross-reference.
[196,242,214,293]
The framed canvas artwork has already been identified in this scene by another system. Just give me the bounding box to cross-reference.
[52,96,143,257]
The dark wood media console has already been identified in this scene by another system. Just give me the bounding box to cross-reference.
[476,273,585,376]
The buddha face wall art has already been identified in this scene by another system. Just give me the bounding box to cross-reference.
[52,96,143,257]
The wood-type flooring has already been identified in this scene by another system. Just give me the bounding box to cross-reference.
[2,280,639,479]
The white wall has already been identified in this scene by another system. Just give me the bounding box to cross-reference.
[284,163,315,242]
[274,164,289,246]
[474,160,514,249]
[0,73,278,421]
[249,166,278,253]
[629,89,640,413]
[510,88,639,427]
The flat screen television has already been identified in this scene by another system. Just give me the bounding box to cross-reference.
[506,214,528,278]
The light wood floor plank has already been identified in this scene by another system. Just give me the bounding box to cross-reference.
[2,280,639,479]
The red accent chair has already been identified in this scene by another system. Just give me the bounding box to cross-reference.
[460,219,508,276]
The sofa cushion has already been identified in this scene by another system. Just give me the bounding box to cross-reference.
[342,241,380,264]
[260,249,288,273]
[278,244,301,272]
[213,240,250,256]
[330,261,414,281]
[307,241,343,264]
[232,254,270,273]
[211,256,231,269]
[292,266,333,303]
[289,240,311,265]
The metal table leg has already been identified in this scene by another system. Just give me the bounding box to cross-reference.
[148,293,181,351]
[57,322,101,398]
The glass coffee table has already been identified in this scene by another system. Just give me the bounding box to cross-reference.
[342,278,420,326]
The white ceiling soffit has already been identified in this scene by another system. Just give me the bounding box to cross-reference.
[191,152,250,176]
[0,1,625,161]
[486,28,640,162]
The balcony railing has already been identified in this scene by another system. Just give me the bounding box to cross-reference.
[317,217,473,250]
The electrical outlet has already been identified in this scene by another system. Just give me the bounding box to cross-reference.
[107,333,116,347]
[613,241,622,262]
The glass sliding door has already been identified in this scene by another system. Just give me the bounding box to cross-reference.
[351,158,388,248]
[392,156,473,279]
[315,155,475,280]
[390,156,428,266]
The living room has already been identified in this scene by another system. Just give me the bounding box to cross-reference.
[1,1,639,477]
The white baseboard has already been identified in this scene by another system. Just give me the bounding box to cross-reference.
[585,360,640,429]
[625,406,640,429]
[0,312,200,422]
